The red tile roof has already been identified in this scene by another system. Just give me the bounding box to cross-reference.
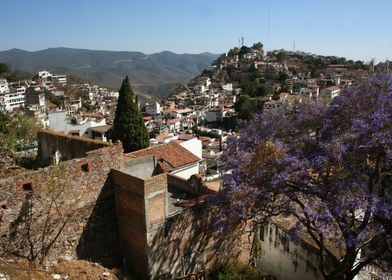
[82,113,104,118]
[198,136,211,142]
[123,141,200,169]
[143,116,153,121]
[168,118,182,124]
[325,86,341,91]
[162,109,176,114]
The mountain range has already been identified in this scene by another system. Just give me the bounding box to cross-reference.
[0,47,219,99]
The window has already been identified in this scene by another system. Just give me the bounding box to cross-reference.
[80,163,90,173]
[22,182,33,192]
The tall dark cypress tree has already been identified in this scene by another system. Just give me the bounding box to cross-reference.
[112,76,149,153]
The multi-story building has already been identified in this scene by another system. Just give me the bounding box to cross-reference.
[0,79,9,94]
[47,111,108,138]
[2,86,26,111]
[25,85,45,110]
[53,74,67,86]
[145,101,162,116]
[33,71,67,89]
[64,97,82,113]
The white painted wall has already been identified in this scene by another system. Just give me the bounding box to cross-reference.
[222,83,233,92]
[0,79,9,94]
[180,138,202,159]
[48,111,107,137]
[171,163,199,180]
[257,223,321,280]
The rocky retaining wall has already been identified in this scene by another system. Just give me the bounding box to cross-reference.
[0,143,123,266]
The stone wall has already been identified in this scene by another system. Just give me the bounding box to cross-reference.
[0,142,123,266]
[37,129,110,165]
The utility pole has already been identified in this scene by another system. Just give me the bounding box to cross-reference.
[267,12,270,52]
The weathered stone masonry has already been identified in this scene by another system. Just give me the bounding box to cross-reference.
[0,131,123,265]
[37,129,110,165]
[0,130,254,279]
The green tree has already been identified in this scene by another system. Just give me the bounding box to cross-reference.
[7,70,32,82]
[0,111,10,134]
[253,84,273,97]
[251,42,263,52]
[238,46,251,58]
[276,51,286,63]
[208,262,263,280]
[0,113,41,157]
[0,63,11,77]
[234,95,263,119]
[278,72,289,90]
[112,76,148,153]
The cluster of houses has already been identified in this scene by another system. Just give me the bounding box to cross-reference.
[0,71,66,113]
[3,48,389,280]
[0,70,121,141]
[217,46,371,111]
[1,48,371,180]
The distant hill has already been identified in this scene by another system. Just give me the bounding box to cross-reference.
[0,47,219,99]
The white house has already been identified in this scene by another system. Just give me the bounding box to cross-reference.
[37,70,53,79]
[169,108,193,119]
[123,141,201,180]
[2,86,26,111]
[279,92,303,106]
[320,86,341,99]
[300,85,319,99]
[205,107,226,123]
[25,86,45,110]
[221,83,233,92]
[36,70,54,89]
[145,101,162,116]
[194,85,206,95]
[53,74,67,86]
[0,79,9,94]
[179,137,202,159]
[64,97,82,113]
[47,111,107,138]
[168,118,182,133]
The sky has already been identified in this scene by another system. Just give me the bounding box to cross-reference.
[1,0,391,62]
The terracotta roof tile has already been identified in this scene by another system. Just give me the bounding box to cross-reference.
[82,113,104,118]
[143,116,153,121]
[168,118,182,124]
[325,86,341,91]
[123,141,200,169]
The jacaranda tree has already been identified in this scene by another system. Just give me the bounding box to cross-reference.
[218,74,392,279]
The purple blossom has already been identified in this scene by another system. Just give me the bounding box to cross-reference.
[215,74,392,279]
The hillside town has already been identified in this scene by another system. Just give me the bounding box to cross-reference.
[1,43,392,280]
[0,44,373,177]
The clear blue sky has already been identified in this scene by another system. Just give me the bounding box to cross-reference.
[1,0,391,62]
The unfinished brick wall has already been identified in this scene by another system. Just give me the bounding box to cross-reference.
[112,169,169,279]
[37,129,110,165]
[112,168,253,279]
[0,143,123,266]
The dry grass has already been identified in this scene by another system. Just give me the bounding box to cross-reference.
[0,258,129,280]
